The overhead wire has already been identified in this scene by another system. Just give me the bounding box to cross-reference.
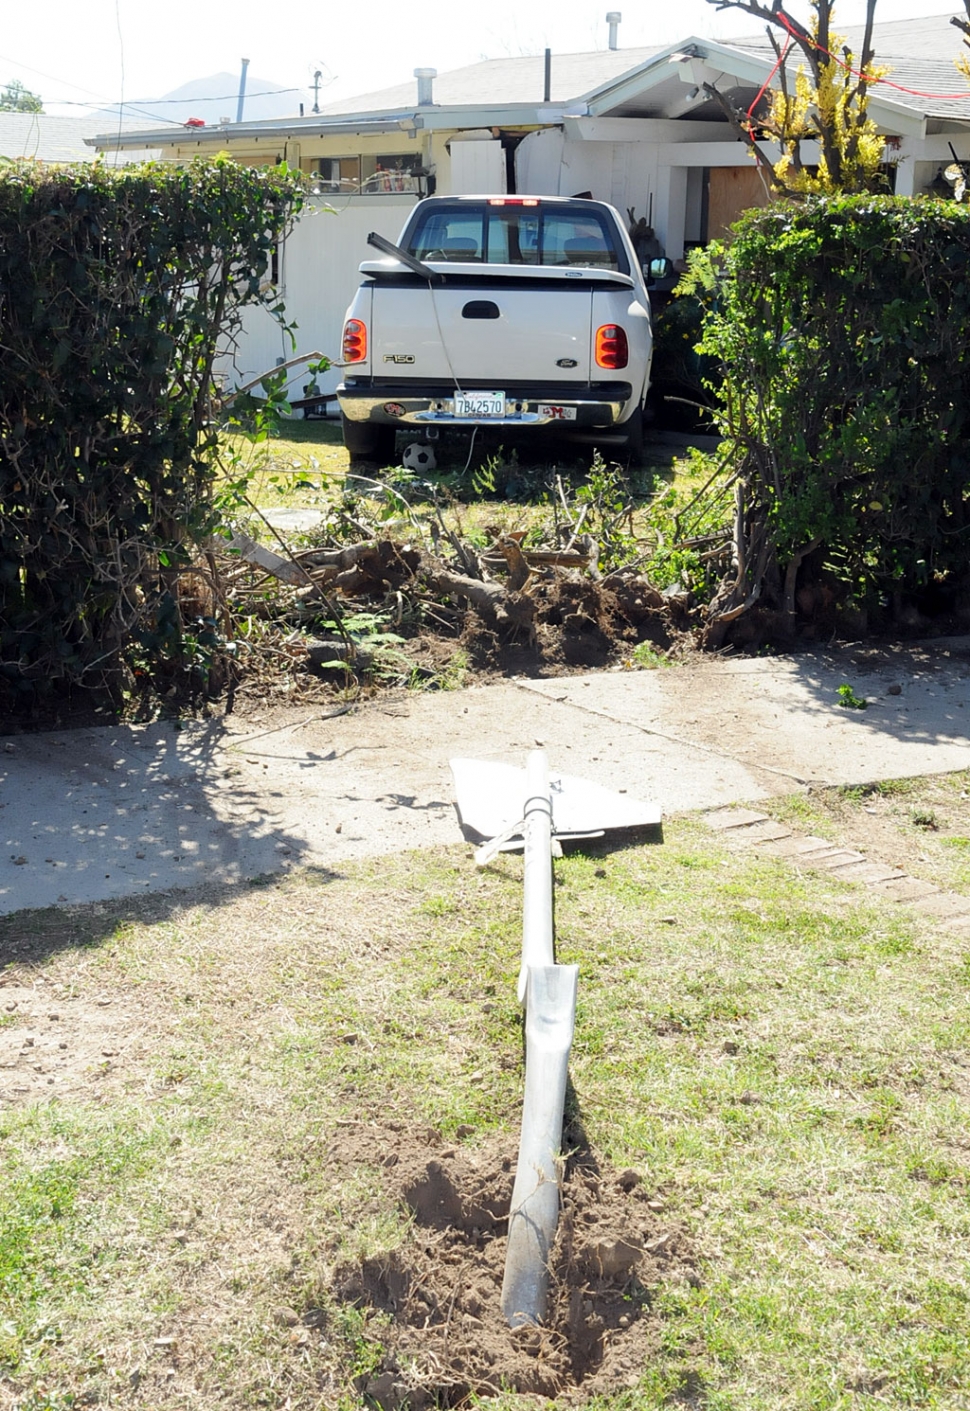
[746,34,793,118]
[0,50,305,127]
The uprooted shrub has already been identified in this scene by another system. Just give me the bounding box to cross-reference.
[684,196,970,646]
[0,157,304,714]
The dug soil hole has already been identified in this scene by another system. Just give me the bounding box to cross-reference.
[333,1126,695,1407]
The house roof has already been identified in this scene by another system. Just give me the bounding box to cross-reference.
[316,47,665,115]
[724,13,970,125]
[0,112,156,164]
[730,13,967,66]
[313,12,970,126]
[91,10,970,153]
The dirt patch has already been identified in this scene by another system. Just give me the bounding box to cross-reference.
[0,962,161,1105]
[330,1124,693,1408]
[460,574,675,681]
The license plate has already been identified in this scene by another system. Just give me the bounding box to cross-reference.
[538,404,577,421]
[454,390,506,418]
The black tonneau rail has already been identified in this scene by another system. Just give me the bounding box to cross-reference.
[360,271,632,292]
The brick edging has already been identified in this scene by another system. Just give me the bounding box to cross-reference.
[703,808,970,933]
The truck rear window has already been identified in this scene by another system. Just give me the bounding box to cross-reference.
[406,202,625,272]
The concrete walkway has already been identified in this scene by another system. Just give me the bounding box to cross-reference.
[1,641,968,915]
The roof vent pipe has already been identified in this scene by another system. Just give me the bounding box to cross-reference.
[543,48,551,102]
[606,11,622,50]
[236,57,250,123]
[414,68,437,106]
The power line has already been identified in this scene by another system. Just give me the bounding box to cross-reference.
[0,50,306,122]
[57,87,305,108]
[0,50,110,102]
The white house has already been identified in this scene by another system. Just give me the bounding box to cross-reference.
[91,11,970,403]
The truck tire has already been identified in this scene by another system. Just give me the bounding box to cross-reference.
[341,415,396,464]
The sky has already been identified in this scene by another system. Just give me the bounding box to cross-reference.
[0,0,955,123]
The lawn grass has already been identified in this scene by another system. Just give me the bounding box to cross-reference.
[218,417,699,563]
[2,809,968,1408]
[220,419,349,514]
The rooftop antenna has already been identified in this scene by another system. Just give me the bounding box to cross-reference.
[606,11,622,50]
[236,57,250,123]
[312,69,322,114]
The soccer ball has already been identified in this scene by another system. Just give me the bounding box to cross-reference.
[402,441,436,472]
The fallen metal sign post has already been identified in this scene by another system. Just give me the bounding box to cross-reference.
[450,750,660,1328]
[502,961,577,1327]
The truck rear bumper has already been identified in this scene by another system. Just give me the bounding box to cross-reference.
[337,380,635,429]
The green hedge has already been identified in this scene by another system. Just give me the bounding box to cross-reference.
[690,196,970,625]
[0,158,303,711]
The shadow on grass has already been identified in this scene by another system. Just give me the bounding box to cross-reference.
[0,863,345,968]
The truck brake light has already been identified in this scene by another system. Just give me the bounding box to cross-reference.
[595,324,629,369]
[342,318,367,363]
[488,198,539,206]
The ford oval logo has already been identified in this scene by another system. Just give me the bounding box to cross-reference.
[557,358,578,368]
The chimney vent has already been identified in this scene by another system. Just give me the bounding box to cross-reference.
[606,12,622,50]
[414,67,437,106]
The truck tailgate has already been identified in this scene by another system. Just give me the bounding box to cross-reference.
[360,262,637,382]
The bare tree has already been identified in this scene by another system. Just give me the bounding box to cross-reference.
[702,0,885,196]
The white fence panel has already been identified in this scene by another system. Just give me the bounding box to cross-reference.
[216,194,418,405]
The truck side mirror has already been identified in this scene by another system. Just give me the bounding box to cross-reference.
[646,257,674,283]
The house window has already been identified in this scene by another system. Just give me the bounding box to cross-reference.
[360,153,423,193]
[313,156,362,193]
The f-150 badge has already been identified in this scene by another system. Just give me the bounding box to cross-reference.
[383,354,415,364]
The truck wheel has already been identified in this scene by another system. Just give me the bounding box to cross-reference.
[616,404,644,459]
[341,415,397,464]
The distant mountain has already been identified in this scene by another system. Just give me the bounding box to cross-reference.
[96,72,310,129]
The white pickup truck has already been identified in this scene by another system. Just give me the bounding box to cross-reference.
[336,195,654,462]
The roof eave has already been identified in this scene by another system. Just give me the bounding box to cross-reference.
[89,100,588,152]
[583,36,772,116]
[583,35,939,134]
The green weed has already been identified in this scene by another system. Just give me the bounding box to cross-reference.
[837,682,868,709]
[631,641,671,669]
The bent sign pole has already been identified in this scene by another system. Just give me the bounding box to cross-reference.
[450,749,659,1330]
[503,751,577,1326]
[501,961,578,1327]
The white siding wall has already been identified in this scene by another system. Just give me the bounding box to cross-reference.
[517,133,670,251]
[216,194,417,404]
[450,139,507,194]
[515,129,565,193]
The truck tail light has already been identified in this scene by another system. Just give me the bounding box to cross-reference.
[342,318,367,363]
[595,324,629,369]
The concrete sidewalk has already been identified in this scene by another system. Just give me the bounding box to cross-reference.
[1,641,968,915]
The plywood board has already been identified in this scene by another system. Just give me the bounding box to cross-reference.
[707,165,771,241]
